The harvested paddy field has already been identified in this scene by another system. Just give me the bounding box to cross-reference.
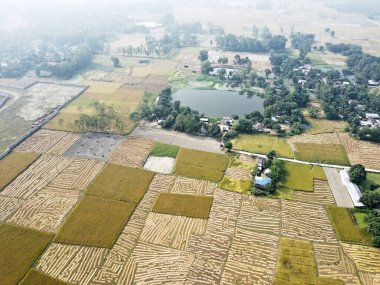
[1,144,378,284]
[110,136,154,167]
[338,132,380,170]
[220,154,253,194]
[232,134,294,158]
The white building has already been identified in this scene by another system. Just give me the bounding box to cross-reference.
[340,170,364,207]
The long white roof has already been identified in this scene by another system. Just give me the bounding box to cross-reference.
[339,170,364,207]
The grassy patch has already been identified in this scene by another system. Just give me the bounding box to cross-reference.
[56,196,135,248]
[0,224,54,285]
[20,269,68,285]
[308,52,328,66]
[152,193,213,219]
[0,152,39,190]
[232,134,294,158]
[175,164,225,182]
[272,187,294,200]
[294,143,350,166]
[219,177,252,194]
[150,142,179,158]
[86,163,155,204]
[327,206,372,246]
[280,161,326,192]
[353,211,368,229]
[360,172,380,194]
[306,118,346,134]
[275,237,344,285]
[175,148,228,182]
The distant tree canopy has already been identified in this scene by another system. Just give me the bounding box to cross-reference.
[290,32,315,58]
[73,101,124,133]
[216,33,287,53]
[325,43,362,56]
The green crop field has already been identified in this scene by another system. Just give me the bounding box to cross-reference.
[232,134,294,158]
[175,164,225,182]
[86,163,155,204]
[294,143,350,166]
[20,269,68,285]
[219,177,252,194]
[177,148,229,172]
[175,148,228,182]
[150,142,179,158]
[55,196,135,248]
[0,224,54,285]
[0,152,39,190]
[280,162,326,192]
[152,193,213,219]
[327,206,372,246]
[275,237,344,285]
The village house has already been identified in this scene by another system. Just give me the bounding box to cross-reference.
[360,113,380,129]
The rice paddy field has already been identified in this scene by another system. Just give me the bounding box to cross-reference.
[0,137,379,284]
[232,134,294,158]
[293,143,350,166]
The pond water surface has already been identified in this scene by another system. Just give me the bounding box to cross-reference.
[173,89,264,117]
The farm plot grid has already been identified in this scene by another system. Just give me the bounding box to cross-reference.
[2,149,379,284]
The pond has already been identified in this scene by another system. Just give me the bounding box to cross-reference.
[172,89,264,117]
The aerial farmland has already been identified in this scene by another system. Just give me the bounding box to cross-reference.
[0,0,380,284]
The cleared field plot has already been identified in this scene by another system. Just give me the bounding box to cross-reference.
[64,132,124,161]
[293,180,336,205]
[358,272,380,285]
[221,228,279,285]
[186,190,241,283]
[229,153,255,171]
[314,243,361,285]
[294,143,350,166]
[150,142,179,158]
[0,196,24,222]
[0,151,39,190]
[172,176,216,196]
[219,177,252,194]
[82,81,122,94]
[0,224,54,285]
[175,148,228,182]
[280,161,326,191]
[274,237,343,285]
[20,269,68,285]
[237,196,281,235]
[152,192,213,219]
[341,243,380,273]
[8,187,80,233]
[86,163,155,204]
[110,136,154,167]
[17,130,81,155]
[149,174,177,193]
[281,200,337,243]
[288,132,341,146]
[56,196,135,248]
[327,206,372,245]
[140,212,207,250]
[132,241,194,284]
[120,74,169,94]
[232,134,294,158]
[143,156,175,174]
[36,243,108,285]
[225,167,252,180]
[306,118,346,134]
[1,155,74,199]
[111,89,144,102]
[338,132,380,170]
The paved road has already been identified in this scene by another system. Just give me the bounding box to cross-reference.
[323,167,354,208]
[132,124,223,154]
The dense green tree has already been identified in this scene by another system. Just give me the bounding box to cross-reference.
[349,164,367,184]
[364,209,380,247]
[198,49,209,61]
[360,192,380,209]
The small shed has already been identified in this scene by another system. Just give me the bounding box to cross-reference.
[254,177,272,190]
